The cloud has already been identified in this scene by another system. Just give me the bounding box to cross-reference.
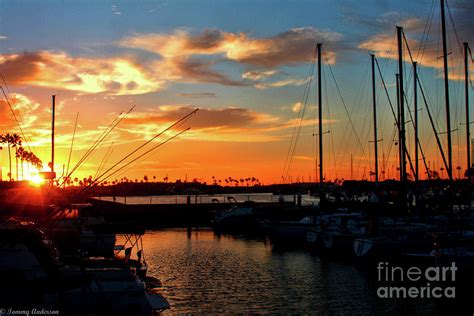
[292,102,303,113]
[0,51,163,95]
[118,27,342,88]
[157,57,248,86]
[242,69,279,81]
[117,104,336,143]
[358,15,473,80]
[0,36,7,41]
[121,27,342,67]
[0,93,42,128]
[123,105,278,130]
[254,77,310,89]
[177,92,216,98]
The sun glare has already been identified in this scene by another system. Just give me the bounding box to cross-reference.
[30,175,44,187]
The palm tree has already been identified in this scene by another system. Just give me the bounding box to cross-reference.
[0,133,21,181]
[9,133,22,181]
[15,147,25,180]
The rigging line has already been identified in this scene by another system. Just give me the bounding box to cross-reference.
[325,58,370,167]
[283,58,316,181]
[91,108,198,187]
[81,127,190,195]
[384,126,397,175]
[445,0,464,55]
[398,36,450,174]
[0,86,34,154]
[337,60,370,167]
[417,0,436,61]
[93,141,114,181]
[375,58,399,129]
[321,56,337,180]
[64,104,135,183]
[284,72,313,180]
[64,110,124,181]
[73,105,132,171]
[282,50,316,181]
[65,112,79,181]
[402,90,432,179]
[0,75,36,155]
[283,79,311,180]
[417,75,450,173]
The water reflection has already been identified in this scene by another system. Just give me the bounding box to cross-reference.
[142,228,439,314]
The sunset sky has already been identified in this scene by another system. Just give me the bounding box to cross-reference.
[0,0,472,184]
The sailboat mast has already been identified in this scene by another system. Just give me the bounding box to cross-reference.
[397,26,407,184]
[370,54,379,185]
[51,95,56,175]
[396,73,402,181]
[414,62,419,182]
[317,43,323,186]
[440,0,453,181]
[464,42,471,177]
[371,54,379,186]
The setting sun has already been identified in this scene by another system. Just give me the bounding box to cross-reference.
[29,174,44,187]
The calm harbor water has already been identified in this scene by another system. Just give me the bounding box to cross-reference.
[141,228,441,315]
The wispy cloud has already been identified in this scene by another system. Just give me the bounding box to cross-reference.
[177,92,216,98]
[254,77,310,89]
[242,69,279,81]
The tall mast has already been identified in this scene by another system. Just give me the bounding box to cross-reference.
[396,73,402,181]
[414,62,419,182]
[397,26,407,184]
[317,43,323,186]
[51,95,56,176]
[371,54,379,186]
[464,42,471,178]
[440,0,453,181]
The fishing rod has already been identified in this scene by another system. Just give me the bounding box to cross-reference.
[80,127,190,195]
[93,142,114,181]
[76,108,198,196]
[86,108,198,187]
[61,110,123,185]
[61,104,135,186]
